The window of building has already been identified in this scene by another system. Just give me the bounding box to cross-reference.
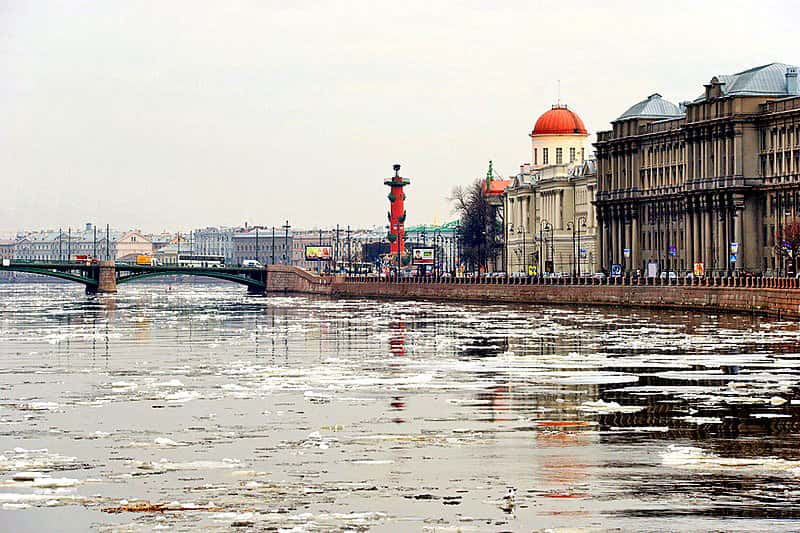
[556,148,563,164]
[534,148,537,165]
[542,148,549,165]
[569,147,576,163]
[581,147,585,162]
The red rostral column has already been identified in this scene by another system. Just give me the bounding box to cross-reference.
[384,164,410,257]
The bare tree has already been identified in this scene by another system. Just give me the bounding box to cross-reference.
[451,179,502,271]
[775,219,800,275]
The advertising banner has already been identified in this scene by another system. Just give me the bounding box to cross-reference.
[305,245,332,261]
[668,245,677,257]
[412,247,434,265]
[693,262,705,277]
[730,242,739,254]
[647,262,658,278]
[623,248,631,258]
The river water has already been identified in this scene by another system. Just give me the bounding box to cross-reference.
[1,282,800,531]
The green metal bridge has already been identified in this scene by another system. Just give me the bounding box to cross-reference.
[0,261,268,294]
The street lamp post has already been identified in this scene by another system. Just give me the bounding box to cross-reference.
[539,220,548,274]
[448,234,454,275]
[517,227,526,275]
[318,229,323,274]
[540,221,553,274]
[566,221,575,276]
[507,223,514,273]
[433,229,444,274]
[282,220,290,265]
[576,216,586,277]
[347,225,352,272]
[334,224,339,272]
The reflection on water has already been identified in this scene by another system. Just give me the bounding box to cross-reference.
[1,282,800,531]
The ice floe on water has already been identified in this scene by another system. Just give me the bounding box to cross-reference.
[133,458,242,473]
[126,437,189,448]
[17,401,60,411]
[663,445,800,476]
[5,283,800,530]
[0,448,80,473]
[577,400,644,414]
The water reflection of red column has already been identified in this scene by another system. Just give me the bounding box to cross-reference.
[389,320,406,422]
[475,384,510,422]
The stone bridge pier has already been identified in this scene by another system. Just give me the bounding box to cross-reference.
[86,261,117,294]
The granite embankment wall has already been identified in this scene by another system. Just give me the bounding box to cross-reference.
[267,266,800,319]
[333,279,800,319]
[265,265,332,294]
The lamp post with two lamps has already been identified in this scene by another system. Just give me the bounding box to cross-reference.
[540,220,552,274]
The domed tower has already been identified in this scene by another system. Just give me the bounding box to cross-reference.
[529,105,589,171]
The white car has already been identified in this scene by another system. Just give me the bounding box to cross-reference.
[241,260,263,268]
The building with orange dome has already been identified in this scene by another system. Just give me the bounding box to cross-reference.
[529,105,589,170]
[503,104,598,275]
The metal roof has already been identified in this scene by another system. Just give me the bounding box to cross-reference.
[720,63,798,96]
[616,93,684,121]
[693,63,800,101]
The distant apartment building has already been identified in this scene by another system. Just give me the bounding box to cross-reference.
[191,226,238,265]
[291,230,333,270]
[232,228,292,266]
[116,231,153,260]
[14,225,122,261]
[291,228,370,270]
[0,240,16,262]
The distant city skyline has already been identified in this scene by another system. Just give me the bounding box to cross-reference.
[3,1,798,234]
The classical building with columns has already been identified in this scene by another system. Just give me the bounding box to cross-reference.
[504,105,598,275]
[595,63,800,276]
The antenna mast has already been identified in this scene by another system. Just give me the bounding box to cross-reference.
[557,79,561,106]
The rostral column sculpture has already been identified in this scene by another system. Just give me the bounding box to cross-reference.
[384,164,410,265]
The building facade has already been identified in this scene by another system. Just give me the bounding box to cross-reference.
[504,105,598,275]
[191,226,238,265]
[14,225,119,261]
[116,231,153,260]
[595,63,800,276]
[0,240,16,262]
[232,228,292,267]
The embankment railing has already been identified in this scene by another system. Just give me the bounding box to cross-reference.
[341,272,800,289]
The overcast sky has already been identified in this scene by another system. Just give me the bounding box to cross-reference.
[2,0,798,235]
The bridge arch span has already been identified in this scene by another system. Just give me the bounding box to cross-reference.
[0,266,98,288]
[116,269,266,291]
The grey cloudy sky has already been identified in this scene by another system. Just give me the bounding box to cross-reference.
[2,0,798,235]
